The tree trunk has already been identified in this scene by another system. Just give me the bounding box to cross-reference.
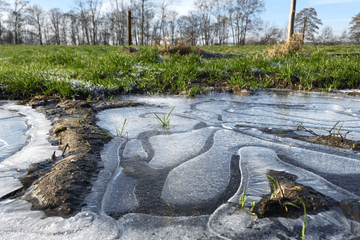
[302,19,306,41]
[127,11,131,45]
[38,25,43,45]
[287,0,296,41]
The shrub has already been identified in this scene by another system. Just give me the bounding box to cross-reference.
[155,35,195,55]
[263,32,304,58]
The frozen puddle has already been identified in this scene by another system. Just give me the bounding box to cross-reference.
[1,91,360,239]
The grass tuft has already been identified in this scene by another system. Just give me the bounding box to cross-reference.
[154,107,175,127]
[114,118,129,138]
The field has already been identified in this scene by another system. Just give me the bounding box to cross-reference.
[0,44,360,99]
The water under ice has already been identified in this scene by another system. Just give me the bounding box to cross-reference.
[1,91,360,239]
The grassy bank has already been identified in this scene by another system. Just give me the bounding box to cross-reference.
[0,44,359,99]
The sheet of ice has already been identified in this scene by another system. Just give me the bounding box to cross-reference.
[101,171,140,214]
[195,96,360,140]
[149,127,216,169]
[162,130,241,206]
[0,107,29,162]
[97,106,201,139]
[2,91,360,239]
[83,138,124,213]
[117,213,216,239]
[0,199,121,240]
[0,102,61,198]
[123,139,148,159]
[209,147,360,240]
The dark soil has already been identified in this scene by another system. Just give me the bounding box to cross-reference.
[255,170,339,219]
[3,97,139,218]
[261,126,360,151]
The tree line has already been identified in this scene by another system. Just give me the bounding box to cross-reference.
[0,0,359,46]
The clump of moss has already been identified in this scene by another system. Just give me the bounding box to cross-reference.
[263,32,304,58]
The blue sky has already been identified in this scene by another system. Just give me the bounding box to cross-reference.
[5,0,360,37]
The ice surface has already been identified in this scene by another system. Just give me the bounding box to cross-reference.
[0,107,29,162]
[117,213,216,239]
[101,171,140,214]
[149,127,216,169]
[0,102,61,199]
[123,139,148,159]
[97,106,200,139]
[0,199,121,240]
[209,147,360,240]
[162,130,242,205]
[2,91,360,239]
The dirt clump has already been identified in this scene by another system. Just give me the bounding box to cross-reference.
[255,170,339,219]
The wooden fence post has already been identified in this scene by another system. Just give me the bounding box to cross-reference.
[287,0,296,41]
[127,11,132,46]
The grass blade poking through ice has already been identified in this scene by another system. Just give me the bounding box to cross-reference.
[154,106,175,126]
[237,187,255,216]
[298,197,307,240]
[265,174,284,198]
[114,118,128,138]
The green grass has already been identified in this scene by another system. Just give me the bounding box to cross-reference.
[1,45,359,99]
[154,107,175,127]
[114,118,128,138]
[235,186,256,216]
[77,115,86,126]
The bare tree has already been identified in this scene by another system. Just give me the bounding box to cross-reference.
[257,25,282,45]
[64,10,79,45]
[60,13,68,44]
[227,0,236,45]
[294,7,322,42]
[6,0,28,44]
[75,0,91,44]
[213,0,230,45]
[287,0,296,40]
[138,0,153,45]
[0,0,10,43]
[195,0,214,45]
[166,10,178,45]
[349,12,360,44]
[26,5,45,45]
[110,0,126,45]
[320,26,333,44]
[49,8,62,45]
[86,0,102,45]
[234,0,265,45]
[157,0,173,38]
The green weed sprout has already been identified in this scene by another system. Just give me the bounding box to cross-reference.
[238,187,256,216]
[154,107,175,127]
[298,197,307,240]
[115,118,128,138]
[77,116,86,126]
[266,174,307,238]
[266,174,284,198]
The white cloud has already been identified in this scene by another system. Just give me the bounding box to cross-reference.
[171,0,195,16]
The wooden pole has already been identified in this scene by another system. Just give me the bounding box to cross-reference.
[287,0,296,41]
[127,11,132,46]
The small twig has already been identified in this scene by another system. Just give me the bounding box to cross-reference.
[296,123,318,136]
[327,121,340,136]
[62,143,69,157]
